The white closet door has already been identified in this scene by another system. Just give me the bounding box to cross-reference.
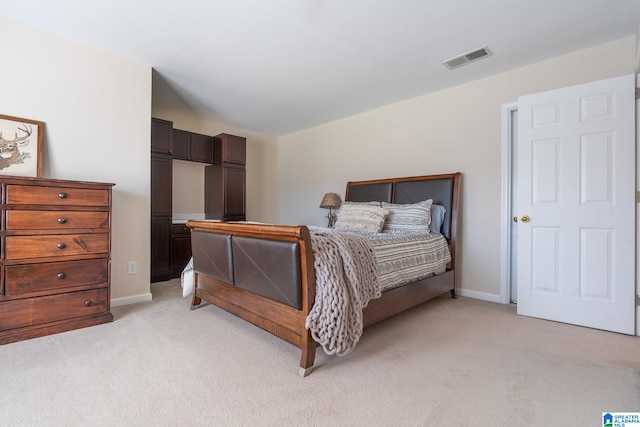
[516,74,635,334]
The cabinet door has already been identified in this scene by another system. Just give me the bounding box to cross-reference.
[191,133,214,164]
[151,154,172,216]
[151,217,172,280]
[223,166,246,219]
[172,235,192,270]
[215,134,246,165]
[172,129,190,160]
[151,118,172,155]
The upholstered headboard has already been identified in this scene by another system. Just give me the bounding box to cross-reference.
[344,173,461,241]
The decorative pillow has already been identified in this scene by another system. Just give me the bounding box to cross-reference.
[341,201,382,207]
[334,200,382,219]
[430,204,446,234]
[381,199,433,233]
[333,204,389,233]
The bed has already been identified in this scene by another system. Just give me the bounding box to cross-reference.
[185,173,460,376]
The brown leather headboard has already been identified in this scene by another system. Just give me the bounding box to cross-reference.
[345,182,392,203]
[344,173,460,241]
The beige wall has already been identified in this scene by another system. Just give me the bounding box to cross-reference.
[0,19,152,303]
[275,36,637,300]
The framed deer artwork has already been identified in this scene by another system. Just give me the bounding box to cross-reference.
[0,114,44,177]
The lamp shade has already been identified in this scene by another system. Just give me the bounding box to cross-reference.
[319,192,341,208]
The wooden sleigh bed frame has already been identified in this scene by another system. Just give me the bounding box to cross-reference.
[187,172,460,377]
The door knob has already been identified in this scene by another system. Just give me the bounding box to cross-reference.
[521,215,530,223]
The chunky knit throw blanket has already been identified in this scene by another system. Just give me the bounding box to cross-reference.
[306,227,381,356]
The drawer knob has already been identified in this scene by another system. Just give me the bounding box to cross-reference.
[57,242,66,249]
[57,272,66,279]
[58,192,67,199]
[84,300,92,307]
[58,217,67,224]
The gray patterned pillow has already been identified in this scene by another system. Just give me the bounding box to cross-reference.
[334,201,381,219]
[334,204,389,232]
[381,199,433,233]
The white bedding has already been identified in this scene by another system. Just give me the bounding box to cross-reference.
[181,257,194,298]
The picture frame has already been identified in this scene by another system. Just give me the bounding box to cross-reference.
[0,114,44,177]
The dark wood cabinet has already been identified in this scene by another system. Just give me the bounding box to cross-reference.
[151,119,247,281]
[151,118,173,155]
[0,176,114,345]
[171,224,191,278]
[173,129,214,164]
[206,133,246,221]
[172,129,190,161]
[214,133,246,165]
[151,154,172,217]
[151,150,173,282]
[205,163,246,221]
[151,217,172,281]
[190,133,214,163]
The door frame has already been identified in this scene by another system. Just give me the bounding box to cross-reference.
[499,101,518,305]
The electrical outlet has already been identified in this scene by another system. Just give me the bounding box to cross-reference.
[127,261,137,275]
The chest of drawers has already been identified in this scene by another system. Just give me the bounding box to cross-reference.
[0,176,114,344]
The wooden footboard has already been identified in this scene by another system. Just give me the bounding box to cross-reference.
[187,221,318,376]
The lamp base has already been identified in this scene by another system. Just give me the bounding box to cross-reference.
[326,208,337,228]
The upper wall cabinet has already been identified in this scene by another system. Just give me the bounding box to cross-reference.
[191,133,215,163]
[172,129,190,160]
[214,133,246,165]
[151,118,173,155]
[173,128,215,164]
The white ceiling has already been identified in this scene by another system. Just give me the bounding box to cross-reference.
[2,0,640,136]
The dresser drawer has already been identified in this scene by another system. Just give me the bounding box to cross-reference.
[6,210,109,230]
[0,288,108,332]
[5,233,109,260]
[5,258,108,295]
[6,185,109,207]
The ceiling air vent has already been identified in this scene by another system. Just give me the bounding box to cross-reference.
[443,46,492,70]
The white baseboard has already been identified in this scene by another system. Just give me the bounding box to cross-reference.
[111,292,152,307]
[457,288,504,304]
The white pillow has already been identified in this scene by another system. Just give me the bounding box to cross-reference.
[334,204,389,233]
[381,199,433,233]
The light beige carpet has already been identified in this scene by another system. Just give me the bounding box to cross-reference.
[1,279,638,426]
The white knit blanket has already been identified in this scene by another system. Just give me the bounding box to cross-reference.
[305,227,381,356]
